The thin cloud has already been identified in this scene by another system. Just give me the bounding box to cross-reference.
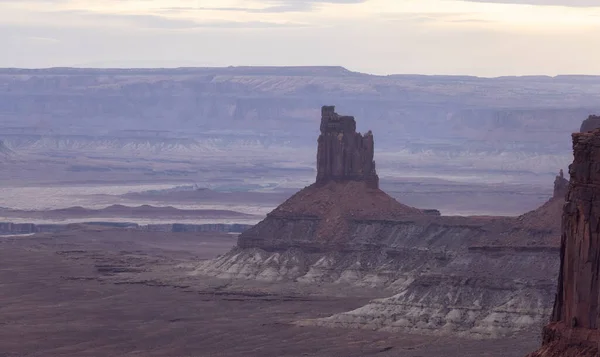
[163,0,367,14]
[43,10,309,29]
[459,0,600,7]
[25,36,60,43]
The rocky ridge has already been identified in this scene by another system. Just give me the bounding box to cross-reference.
[197,106,565,338]
[526,126,600,357]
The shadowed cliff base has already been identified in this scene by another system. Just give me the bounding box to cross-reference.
[198,106,567,338]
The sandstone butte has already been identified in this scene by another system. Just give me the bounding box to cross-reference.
[236,105,564,251]
[199,105,568,338]
[239,105,424,250]
[527,119,600,357]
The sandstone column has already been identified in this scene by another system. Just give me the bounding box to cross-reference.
[316,106,379,188]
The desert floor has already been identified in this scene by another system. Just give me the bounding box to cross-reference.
[0,228,541,357]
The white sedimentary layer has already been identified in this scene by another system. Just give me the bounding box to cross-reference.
[196,246,557,338]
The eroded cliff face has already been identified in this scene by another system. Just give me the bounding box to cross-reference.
[527,129,600,357]
[199,209,561,338]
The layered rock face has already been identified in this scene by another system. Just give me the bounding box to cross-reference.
[198,106,565,338]
[316,106,379,189]
[527,128,600,357]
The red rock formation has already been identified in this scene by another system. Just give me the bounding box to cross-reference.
[579,115,600,133]
[527,128,600,357]
[553,169,569,199]
[316,106,379,189]
[237,106,421,251]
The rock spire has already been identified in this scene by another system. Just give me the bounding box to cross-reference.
[316,106,379,189]
[553,169,568,199]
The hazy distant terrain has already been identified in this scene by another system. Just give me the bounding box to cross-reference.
[1,66,594,218]
[2,67,599,186]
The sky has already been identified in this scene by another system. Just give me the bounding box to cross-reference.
[1,0,600,76]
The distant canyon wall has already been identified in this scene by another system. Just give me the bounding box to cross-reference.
[0,222,251,235]
[1,68,596,180]
[1,68,598,143]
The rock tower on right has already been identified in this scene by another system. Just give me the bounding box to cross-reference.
[527,121,600,357]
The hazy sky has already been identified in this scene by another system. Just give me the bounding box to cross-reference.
[1,0,600,76]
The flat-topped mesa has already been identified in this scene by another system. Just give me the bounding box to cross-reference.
[316,106,379,189]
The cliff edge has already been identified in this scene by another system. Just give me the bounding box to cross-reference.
[526,126,600,357]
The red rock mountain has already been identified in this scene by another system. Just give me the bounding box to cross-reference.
[527,128,600,357]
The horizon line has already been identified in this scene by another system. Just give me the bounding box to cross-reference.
[0,65,598,80]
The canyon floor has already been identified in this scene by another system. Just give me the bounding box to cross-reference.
[0,227,541,357]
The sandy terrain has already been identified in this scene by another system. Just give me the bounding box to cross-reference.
[0,227,541,357]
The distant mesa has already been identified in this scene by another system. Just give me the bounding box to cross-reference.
[0,204,258,220]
